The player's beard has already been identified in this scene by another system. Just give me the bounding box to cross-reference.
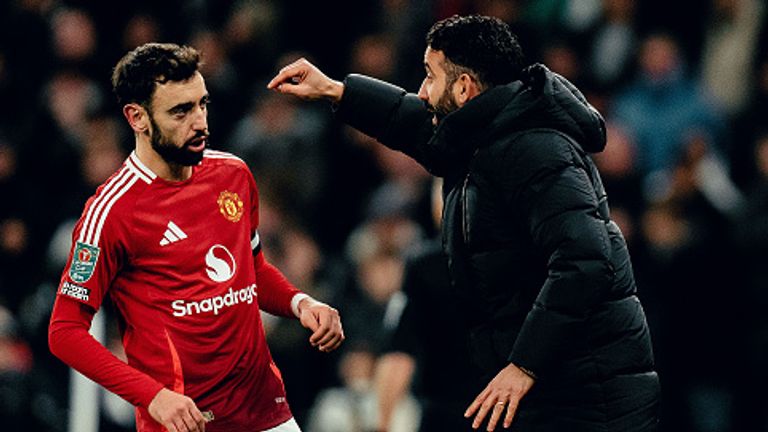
[429,87,460,124]
[149,117,208,166]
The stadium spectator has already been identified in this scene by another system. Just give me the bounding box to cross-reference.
[374,178,478,431]
[610,33,727,193]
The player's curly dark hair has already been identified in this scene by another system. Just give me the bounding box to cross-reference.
[426,15,524,90]
[111,43,201,108]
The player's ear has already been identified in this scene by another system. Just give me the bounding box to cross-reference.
[454,73,481,106]
[123,103,149,134]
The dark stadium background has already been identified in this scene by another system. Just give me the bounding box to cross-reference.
[1,0,767,431]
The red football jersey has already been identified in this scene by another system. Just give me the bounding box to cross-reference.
[53,150,300,431]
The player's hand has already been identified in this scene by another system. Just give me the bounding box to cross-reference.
[464,363,535,431]
[297,297,345,352]
[148,388,208,432]
[267,58,344,103]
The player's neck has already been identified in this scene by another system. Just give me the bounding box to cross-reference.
[135,140,193,182]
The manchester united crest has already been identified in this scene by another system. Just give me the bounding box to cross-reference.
[217,191,244,222]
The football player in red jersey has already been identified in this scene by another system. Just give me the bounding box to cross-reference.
[48,43,345,432]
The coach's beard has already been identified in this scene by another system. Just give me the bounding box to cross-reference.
[151,129,208,166]
[428,90,460,125]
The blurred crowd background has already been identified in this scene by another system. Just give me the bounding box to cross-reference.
[1,0,768,431]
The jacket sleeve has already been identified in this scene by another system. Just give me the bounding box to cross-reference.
[500,132,614,376]
[335,74,446,174]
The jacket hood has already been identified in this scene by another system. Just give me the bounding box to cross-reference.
[433,63,606,157]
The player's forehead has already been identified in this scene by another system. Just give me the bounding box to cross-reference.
[150,72,207,110]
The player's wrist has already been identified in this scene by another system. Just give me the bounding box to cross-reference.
[291,293,311,318]
[325,80,344,103]
[140,382,168,409]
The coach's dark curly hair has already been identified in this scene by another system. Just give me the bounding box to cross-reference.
[111,43,201,108]
[426,15,524,89]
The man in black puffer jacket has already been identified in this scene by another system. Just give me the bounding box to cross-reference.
[269,14,660,432]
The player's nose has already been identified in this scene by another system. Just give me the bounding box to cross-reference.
[192,107,208,131]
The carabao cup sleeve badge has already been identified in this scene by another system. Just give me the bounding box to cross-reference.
[69,241,101,283]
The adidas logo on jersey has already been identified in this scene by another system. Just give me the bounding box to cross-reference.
[160,221,188,246]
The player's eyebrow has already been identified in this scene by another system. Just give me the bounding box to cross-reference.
[168,102,194,114]
[168,94,209,114]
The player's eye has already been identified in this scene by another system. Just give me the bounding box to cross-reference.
[170,108,187,117]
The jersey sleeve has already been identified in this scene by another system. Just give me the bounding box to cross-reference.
[49,192,163,407]
[246,169,302,317]
[254,252,302,317]
[48,296,164,408]
[56,199,126,311]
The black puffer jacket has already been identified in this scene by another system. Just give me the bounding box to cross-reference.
[337,64,659,431]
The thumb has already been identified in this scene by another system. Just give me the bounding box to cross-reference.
[267,67,305,90]
[271,81,313,99]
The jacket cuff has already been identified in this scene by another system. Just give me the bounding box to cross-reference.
[516,364,538,380]
[507,306,580,378]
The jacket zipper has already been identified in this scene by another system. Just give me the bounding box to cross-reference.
[462,149,479,247]
[462,174,470,245]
